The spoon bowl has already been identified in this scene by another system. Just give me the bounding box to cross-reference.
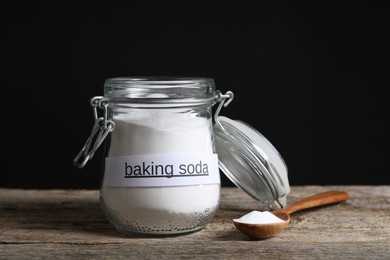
[233,212,290,239]
[233,190,349,239]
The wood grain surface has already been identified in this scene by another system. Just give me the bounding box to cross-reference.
[0,186,389,259]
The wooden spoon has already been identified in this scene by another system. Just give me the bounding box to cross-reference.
[233,190,349,239]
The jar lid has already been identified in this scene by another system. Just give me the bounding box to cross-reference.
[214,116,290,210]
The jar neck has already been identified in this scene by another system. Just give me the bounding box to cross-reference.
[105,96,219,108]
[103,77,218,107]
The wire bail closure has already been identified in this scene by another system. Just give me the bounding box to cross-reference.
[73,96,115,169]
[214,91,234,130]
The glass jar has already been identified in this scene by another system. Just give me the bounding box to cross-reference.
[76,77,223,236]
[74,76,290,237]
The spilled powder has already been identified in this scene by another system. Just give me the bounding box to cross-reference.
[234,210,285,224]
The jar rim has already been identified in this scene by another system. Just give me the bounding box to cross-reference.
[103,76,218,106]
[105,76,215,85]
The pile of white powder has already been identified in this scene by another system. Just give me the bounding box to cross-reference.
[234,210,285,224]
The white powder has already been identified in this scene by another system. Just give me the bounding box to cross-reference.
[234,210,285,224]
[100,110,220,234]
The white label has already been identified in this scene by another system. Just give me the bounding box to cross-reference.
[103,154,220,187]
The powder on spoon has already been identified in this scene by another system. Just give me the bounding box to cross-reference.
[234,210,285,224]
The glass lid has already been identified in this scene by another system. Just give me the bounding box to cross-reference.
[214,116,290,210]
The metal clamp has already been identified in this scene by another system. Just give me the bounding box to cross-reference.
[214,91,234,130]
[73,96,115,169]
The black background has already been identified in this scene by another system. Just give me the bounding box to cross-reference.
[1,2,388,189]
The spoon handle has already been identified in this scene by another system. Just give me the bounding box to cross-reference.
[275,190,349,215]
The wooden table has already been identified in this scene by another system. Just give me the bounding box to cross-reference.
[1,186,389,259]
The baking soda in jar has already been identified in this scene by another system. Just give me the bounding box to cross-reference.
[101,109,220,235]
[75,77,224,235]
